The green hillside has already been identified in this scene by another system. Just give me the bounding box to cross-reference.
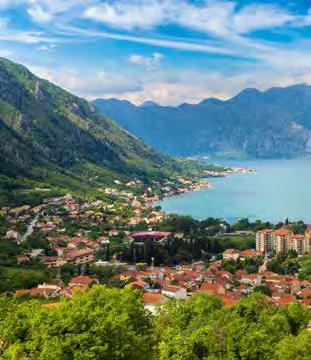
[0,58,187,206]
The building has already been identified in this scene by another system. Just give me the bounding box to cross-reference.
[65,249,95,265]
[256,229,273,253]
[291,234,309,255]
[240,274,262,286]
[142,293,166,314]
[223,249,240,261]
[273,229,293,253]
[69,275,99,287]
[239,249,262,258]
[131,231,172,243]
[15,284,61,298]
[200,281,226,295]
[162,285,187,299]
[256,228,310,255]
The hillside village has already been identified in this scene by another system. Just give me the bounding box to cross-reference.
[0,177,310,316]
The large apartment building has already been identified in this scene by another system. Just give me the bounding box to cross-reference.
[256,228,310,255]
[273,229,292,253]
[291,234,310,255]
[256,229,274,253]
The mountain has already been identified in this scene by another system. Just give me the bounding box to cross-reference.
[93,84,311,158]
[0,58,186,205]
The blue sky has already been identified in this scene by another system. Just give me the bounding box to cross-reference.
[1,0,311,105]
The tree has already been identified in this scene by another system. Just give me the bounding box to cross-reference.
[254,285,272,297]
[285,301,310,336]
[274,331,311,360]
[0,286,153,359]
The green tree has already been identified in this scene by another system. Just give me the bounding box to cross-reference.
[274,331,311,360]
[0,286,153,360]
[285,301,310,336]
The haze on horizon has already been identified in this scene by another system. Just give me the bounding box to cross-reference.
[1,0,311,105]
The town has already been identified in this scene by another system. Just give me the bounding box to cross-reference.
[0,176,310,318]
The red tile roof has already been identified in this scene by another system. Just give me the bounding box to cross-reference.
[70,276,99,286]
[142,293,165,304]
[239,249,262,257]
[131,231,171,239]
[162,285,182,293]
[224,248,239,254]
[258,228,273,233]
[200,281,225,295]
[274,229,292,236]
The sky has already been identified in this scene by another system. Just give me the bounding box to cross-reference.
[1,0,311,105]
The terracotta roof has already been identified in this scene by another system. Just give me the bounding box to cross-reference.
[224,248,239,254]
[16,256,30,262]
[274,229,292,236]
[162,285,182,293]
[258,228,273,233]
[239,249,262,257]
[292,234,305,239]
[299,288,311,299]
[242,274,259,279]
[220,293,240,306]
[142,293,165,304]
[130,281,148,289]
[15,287,56,297]
[131,231,171,239]
[277,294,296,306]
[70,276,99,286]
[200,281,225,295]
[301,298,311,306]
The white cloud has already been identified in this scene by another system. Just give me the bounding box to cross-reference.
[83,1,296,37]
[60,25,236,56]
[129,52,163,69]
[0,49,12,58]
[84,0,168,30]
[25,64,142,98]
[233,4,294,33]
[27,4,53,24]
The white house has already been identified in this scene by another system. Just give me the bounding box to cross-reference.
[162,285,187,299]
[240,274,262,287]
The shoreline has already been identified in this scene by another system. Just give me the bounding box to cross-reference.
[152,165,256,207]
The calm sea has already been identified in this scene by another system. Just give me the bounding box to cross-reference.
[157,159,311,224]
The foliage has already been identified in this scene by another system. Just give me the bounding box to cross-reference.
[0,286,153,359]
[0,288,310,359]
[155,293,311,360]
[0,58,197,206]
[0,267,54,292]
[268,251,300,275]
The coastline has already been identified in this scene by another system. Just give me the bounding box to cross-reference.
[151,165,256,208]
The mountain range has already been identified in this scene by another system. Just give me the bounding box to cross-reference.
[94,85,311,158]
[0,58,189,205]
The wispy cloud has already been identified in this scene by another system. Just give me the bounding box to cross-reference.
[82,1,296,36]
[2,0,311,106]
[84,0,168,30]
[58,25,237,56]
[129,52,163,70]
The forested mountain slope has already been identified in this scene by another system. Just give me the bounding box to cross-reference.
[94,85,311,158]
[0,58,184,205]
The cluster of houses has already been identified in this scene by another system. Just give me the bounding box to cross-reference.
[2,190,175,267]
[256,228,311,255]
[10,236,311,314]
[15,275,100,298]
[108,245,310,313]
[2,180,311,314]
